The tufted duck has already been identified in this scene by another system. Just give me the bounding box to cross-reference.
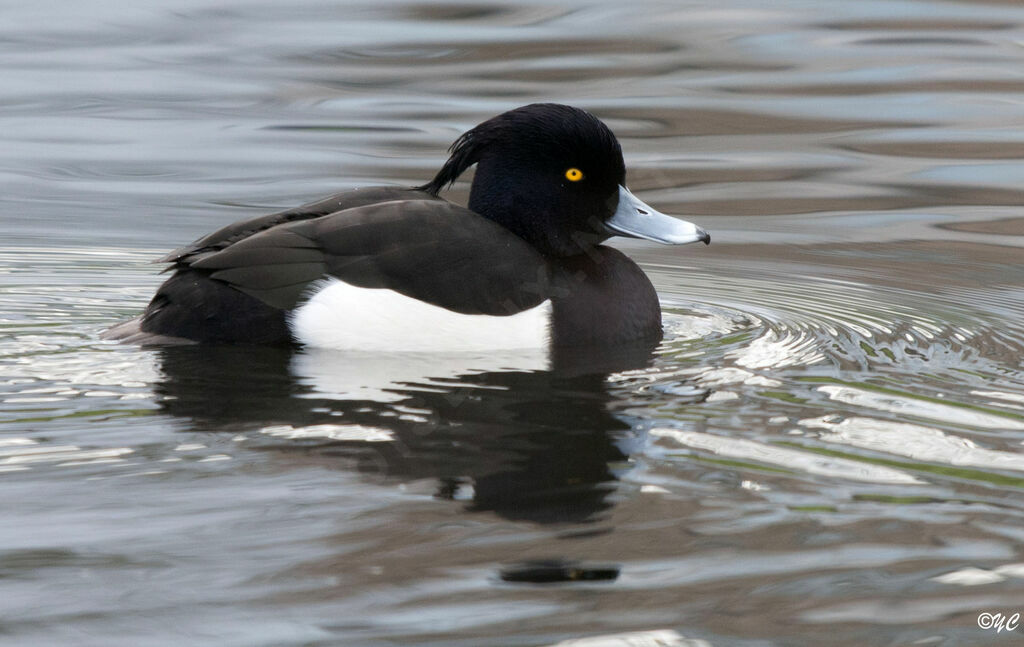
[105,103,709,350]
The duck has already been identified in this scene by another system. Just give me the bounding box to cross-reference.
[106,103,709,351]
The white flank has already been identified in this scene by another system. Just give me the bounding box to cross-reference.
[289,278,552,352]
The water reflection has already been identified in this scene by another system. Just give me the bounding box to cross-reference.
[154,341,663,523]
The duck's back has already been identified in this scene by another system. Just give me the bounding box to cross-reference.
[161,187,435,265]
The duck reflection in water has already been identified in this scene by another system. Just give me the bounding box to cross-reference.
[153,340,700,524]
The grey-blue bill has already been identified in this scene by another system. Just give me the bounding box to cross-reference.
[605,185,710,245]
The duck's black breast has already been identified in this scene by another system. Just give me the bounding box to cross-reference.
[137,188,552,345]
[549,246,662,347]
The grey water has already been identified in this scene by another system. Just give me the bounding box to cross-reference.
[3,0,1024,645]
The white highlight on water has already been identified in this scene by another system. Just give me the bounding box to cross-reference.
[291,347,549,402]
[649,428,922,484]
[818,385,1024,431]
[801,415,1024,470]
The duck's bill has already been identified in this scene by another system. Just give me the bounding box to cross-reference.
[605,185,710,245]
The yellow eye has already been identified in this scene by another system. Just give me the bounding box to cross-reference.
[564,167,584,182]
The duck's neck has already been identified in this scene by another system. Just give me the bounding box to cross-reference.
[468,183,605,258]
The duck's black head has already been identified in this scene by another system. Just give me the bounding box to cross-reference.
[420,103,708,258]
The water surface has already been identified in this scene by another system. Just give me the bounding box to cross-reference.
[3,1,1024,645]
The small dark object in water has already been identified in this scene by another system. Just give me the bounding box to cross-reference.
[499,559,620,584]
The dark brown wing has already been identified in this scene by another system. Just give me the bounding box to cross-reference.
[166,197,551,316]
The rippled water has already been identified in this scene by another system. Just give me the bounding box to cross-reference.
[4,1,1024,645]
